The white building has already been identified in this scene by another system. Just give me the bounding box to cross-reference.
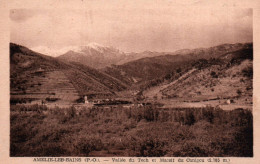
[84,96,89,104]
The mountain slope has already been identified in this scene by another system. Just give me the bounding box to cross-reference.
[57,44,127,69]
[104,43,252,87]
[142,46,253,109]
[10,43,128,104]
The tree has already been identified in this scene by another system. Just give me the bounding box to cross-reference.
[237,89,242,97]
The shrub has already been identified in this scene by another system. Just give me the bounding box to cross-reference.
[242,66,253,78]
[236,89,242,97]
[75,136,103,156]
[129,137,167,157]
[173,142,208,157]
[210,71,218,78]
[184,110,195,125]
[202,108,214,123]
[10,105,253,157]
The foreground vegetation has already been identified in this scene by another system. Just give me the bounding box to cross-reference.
[10,104,253,157]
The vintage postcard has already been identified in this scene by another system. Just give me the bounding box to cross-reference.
[0,0,260,163]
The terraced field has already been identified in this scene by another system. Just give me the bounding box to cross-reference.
[10,43,130,105]
[11,69,80,105]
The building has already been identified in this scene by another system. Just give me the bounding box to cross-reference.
[84,96,89,104]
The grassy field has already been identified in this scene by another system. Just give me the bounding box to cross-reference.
[10,104,253,157]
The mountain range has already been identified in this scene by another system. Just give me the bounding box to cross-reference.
[10,42,253,108]
[54,42,250,70]
[56,43,170,69]
[103,43,252,85]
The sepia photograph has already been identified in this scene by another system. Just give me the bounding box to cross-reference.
[9,5,254,158]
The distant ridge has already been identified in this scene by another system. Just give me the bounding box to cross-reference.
[103,42,252,85]
[56,42,251,69]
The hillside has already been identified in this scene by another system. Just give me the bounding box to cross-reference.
[104,43,252,88]
[10,43,128,105]
[142,46,253,109]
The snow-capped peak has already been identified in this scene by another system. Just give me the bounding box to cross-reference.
[76,42,120,54]
[31,43,122,57]
[87,42,105,49]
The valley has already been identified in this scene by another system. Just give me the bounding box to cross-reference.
[7,6,255,158]
[10,42,253,157]
[10,42,253,110]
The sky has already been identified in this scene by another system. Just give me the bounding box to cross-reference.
[10,7,253,56]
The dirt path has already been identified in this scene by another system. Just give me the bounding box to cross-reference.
[160,99,252,110]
